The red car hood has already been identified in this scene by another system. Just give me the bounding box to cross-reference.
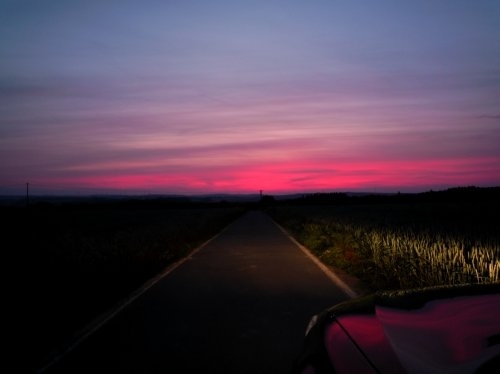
[327,293,500,373]
[299,284,500,373]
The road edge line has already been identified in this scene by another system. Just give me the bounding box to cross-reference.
[271,218,359,299]
[37,221,234,373]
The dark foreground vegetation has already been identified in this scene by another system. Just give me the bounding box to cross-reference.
[1,198,245,372]
[268,186,500,292]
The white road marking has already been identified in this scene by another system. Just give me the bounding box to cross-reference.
[37,223,231,373]
[271,218,359,299]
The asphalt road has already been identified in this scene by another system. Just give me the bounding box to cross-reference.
[45,211,352,373]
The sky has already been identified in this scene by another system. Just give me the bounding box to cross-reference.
[1,0,500,195]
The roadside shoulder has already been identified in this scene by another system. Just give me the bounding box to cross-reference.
[271,217,370,298]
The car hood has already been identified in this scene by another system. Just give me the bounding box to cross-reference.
[301,284,500,373]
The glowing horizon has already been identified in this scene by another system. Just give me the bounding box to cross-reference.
[1,1,500,195]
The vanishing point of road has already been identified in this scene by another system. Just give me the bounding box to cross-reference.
[45,211,357,373]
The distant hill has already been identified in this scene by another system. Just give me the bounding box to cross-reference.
[1,186,499,207]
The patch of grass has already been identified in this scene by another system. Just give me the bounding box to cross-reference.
[270,202,500,292]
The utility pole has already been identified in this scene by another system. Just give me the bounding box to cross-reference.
[26,182,29,207]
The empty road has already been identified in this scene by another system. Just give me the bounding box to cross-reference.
[46,211,353,373]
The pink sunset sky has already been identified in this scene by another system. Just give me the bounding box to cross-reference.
[1,0,500,195]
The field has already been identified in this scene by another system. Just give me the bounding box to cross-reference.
[1,198,245,371]
[269,187,500,292]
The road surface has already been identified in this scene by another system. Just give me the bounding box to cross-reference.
[45,211,352,373]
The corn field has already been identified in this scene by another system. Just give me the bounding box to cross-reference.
[356,225,500,288]
[272,205,500,290]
